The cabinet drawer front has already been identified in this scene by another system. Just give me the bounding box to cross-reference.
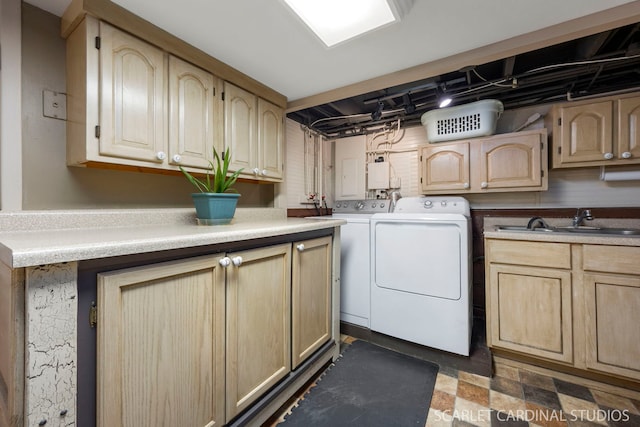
[583,245,640,275]
[486,239,571,268]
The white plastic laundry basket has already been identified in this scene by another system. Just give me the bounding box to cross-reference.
[421,99,504,143]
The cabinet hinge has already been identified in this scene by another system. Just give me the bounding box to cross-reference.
[95,125,101,138]
[557,146,561,155]
[213,87,215,97]
[557,117,561,126]
[89,301,97,328]
[95,36,101,49]
[221,91,225,101]
[541,170,544,177]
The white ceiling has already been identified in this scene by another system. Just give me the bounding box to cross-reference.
[26,0,637,102]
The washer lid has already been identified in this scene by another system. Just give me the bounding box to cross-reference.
[393,196,470,215]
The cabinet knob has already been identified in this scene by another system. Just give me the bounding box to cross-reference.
[480,181,488,189]
[463,182,469,189]
[622,151,632,159]
[296,243,305,252]
[253,168,260,175]
[172,154,182,163]
[219,257,231,267]
[156,151,167,161]
[261,169,268,176]
[603,152,614,160]
[231,256,243,267]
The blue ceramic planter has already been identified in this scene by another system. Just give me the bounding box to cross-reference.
[191,193,240,225]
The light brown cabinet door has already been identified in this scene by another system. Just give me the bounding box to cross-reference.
[488,264,573,363]
[617,96,640,162]
[584,273,640,380]
[224,82,257,177]
[555,100,613,165]
[291,236,332,369]
[477,132,542,190]
[419,142,470,192]
[97,255,226,427]
[99,21,167,163]
[168,56,223,170]
[257,98,284,181]
[225,244,291,419]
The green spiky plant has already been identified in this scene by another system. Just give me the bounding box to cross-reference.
[180,147,243,193]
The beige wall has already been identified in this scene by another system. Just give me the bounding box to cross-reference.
[20,4,273,210]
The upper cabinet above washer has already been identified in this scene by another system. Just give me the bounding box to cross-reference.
[549,92,640,168]
[419,129,548,194]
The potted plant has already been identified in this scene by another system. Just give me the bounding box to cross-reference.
[180,147,243,224]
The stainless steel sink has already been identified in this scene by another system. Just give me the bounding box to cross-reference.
[496,225,640,236]
[554,226,640,235]
[496,225,554,232]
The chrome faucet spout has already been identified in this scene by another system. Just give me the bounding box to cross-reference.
[527,216,550,230]
[572,208,594,227]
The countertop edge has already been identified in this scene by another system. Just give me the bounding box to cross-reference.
[2,217,346,269]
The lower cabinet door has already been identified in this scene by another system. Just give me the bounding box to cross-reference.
[584,273,640,380]
[97,255,226,427]
[488,264,573,363]
[291,236,332,369]
[225,244,291,420]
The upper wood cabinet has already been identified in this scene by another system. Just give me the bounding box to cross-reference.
[224,82,284,182]
[168,55,224,169]
[550,92,640,168]
[97,21,167,164]
[67,16,287,178]
[419,129,547,194]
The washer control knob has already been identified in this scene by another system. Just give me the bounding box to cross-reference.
[355,201,365,210]
[423,200,433,209]
[441,200,447,207]
[379,202,385,208]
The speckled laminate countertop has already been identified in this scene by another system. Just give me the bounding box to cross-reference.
[483,217,640,246]
[0,208,345,268]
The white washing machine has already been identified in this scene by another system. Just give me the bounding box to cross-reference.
[310,199,389,327]
[369,196,472,356]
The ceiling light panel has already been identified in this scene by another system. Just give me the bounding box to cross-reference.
[283,0,400,47]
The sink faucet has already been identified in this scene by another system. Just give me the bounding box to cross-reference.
[527,216,551,230]
[572,208,594,227]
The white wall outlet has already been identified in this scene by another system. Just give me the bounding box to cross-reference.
[43,90,67,120]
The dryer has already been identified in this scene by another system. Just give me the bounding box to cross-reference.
[369,196,472,356]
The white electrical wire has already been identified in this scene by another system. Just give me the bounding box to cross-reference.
[307,53,640,131]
